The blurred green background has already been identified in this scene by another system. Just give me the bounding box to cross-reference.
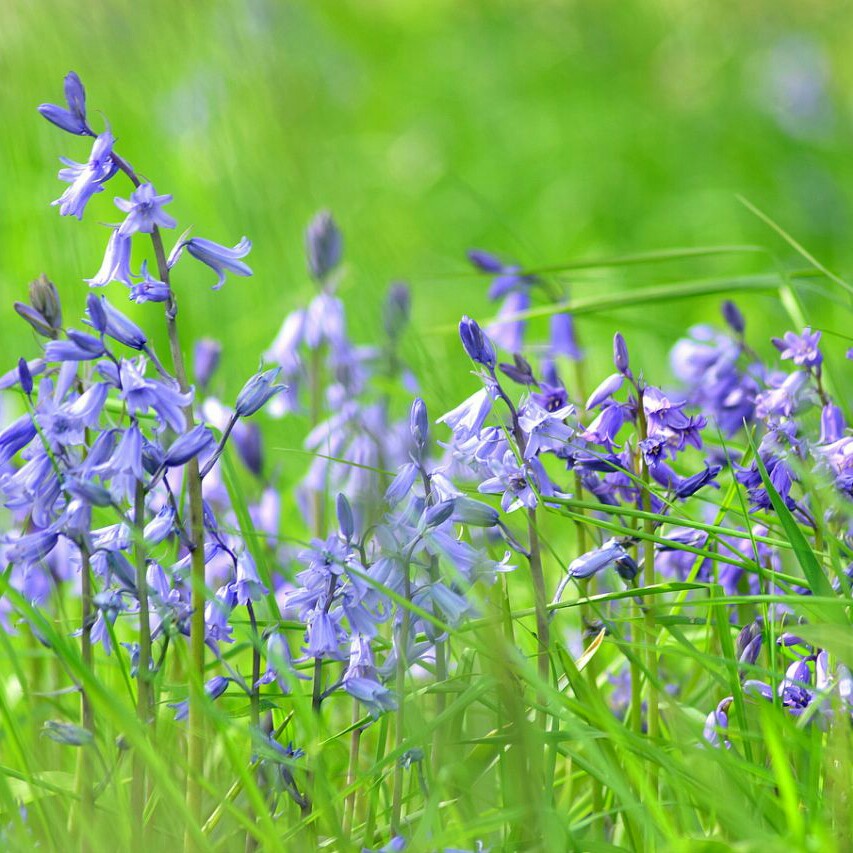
[0,0,851,410]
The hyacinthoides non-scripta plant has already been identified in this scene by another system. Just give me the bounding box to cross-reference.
[1,71,852,852]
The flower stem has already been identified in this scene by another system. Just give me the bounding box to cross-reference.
[132,480,153,836]
[635,394,660,773]
[75,548,94,848]
[391,561,412,833]
[111,152,208,847]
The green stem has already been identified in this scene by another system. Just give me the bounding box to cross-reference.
[636,395,660,775]
[75,549,94,849]
[111,152,208,847]
[132,481,153,839]
[391,562,412,833]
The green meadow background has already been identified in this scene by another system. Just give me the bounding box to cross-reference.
[0,0,851,408]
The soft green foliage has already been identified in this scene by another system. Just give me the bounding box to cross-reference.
[1,3,853,851]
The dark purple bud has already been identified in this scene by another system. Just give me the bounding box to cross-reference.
[459,316,496,369]
[235,367,286,417]
[17,358,33,395]
[30,274,63,331]
[86,292,107,334]
[383,282,411,340]
[499,353,536,386]
[410,397,429,449]
[232,421,262,476]
[194,338,222,389]
[424,499,456,528]
[721,300,745,335]
[37,72,90,136]
[736,619,763,658]
[614,553,639,582]
[467,249,504,273]
[336,493,354,541]
[306,210,342,282]
[14,303,54,339]
[164,425,215,467]
[613,333,630,375]
[673,465,721,499]
[738,635,762,668]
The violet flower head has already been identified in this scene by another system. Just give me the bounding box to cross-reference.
[129,261,170,304]
[235,367,286,417]
[773,327,823,369]
[170,236,253,290]
[115,182,176,236]
[194,339,222,389]
[38,71,92,136]
[53,131,117,219]
[613,332,631,376]
[306,210,343,282]
[86,229,134,288]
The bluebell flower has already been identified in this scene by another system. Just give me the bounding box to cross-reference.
[256,632,307,693]
[306,210,343,281]
[170,236,252,290]
[90,295,147,349]
[205,584,237,646]
[232,551,268,606]
[518,399,575,459]
[18,359,33,396]
[305,610,346,660]
[754,371,808,419]
[586,373,624,410]
[86,229,134,287]
[479,449,555,512]
[193,339,222,389]
[566,538,633,580]
[235,367,286,417]
[773,327,822,368]
[702,697,732,748]
[343,635,396,717]
[487,290,529,354]
[549,311,581,360]
[129,261,170,304]
[163,424,215,467]
[437,388,493,441]
[45,330,105,362]
[581,404,625,450]
[38,72,92,136]
[118,359,193,432]
[170,676,231,721]
[114,182,176,236]
[53,131,117,219]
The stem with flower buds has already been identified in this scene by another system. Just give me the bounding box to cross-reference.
[109,152,209,844]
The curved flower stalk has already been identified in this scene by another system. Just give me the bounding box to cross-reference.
[264,214,416,532]
[35,71,271,844]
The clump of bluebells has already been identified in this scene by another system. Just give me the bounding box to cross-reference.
[0,71,850,851]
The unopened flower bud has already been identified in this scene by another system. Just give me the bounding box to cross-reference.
[383,282,411,340]
[409,397,429,448]
[306,210,342,282]
[29,274,62,331]
[17,358,33,396]
[336,493,354,541]
[722,300,745,335]
[459,316,496,369]
[613,332,630,375]
[235,367,286,417]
